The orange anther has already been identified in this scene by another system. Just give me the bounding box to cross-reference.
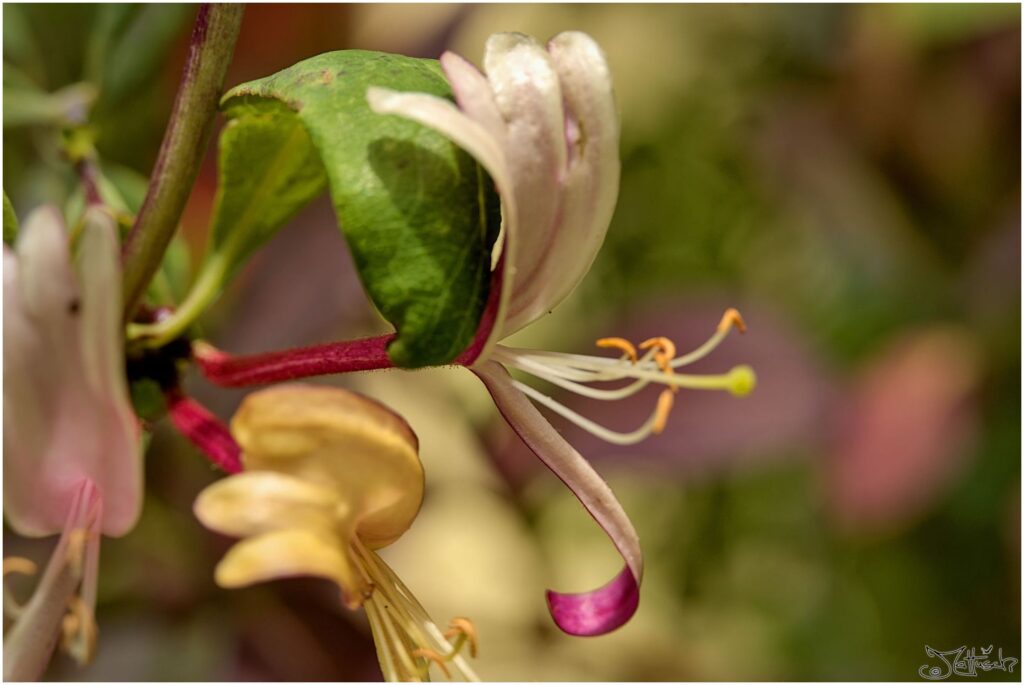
[596,337,638,363]
[718,308,746,334]
[652,390,675,434]
[640,337,677,373]
[3,557,37,577]
[61,595,97,665]
[444,617,479,658]
[411,648,451,678]
[67,529,93,577]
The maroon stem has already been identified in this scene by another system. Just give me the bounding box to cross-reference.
[192,255,506,388]
[194,335,397,387]
[166,392,242,473]
[76,159,103,207]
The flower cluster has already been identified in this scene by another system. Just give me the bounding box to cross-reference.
[196,30,756,638]
[4,207,142,678]
[2,29,755,683]
[194,385,479,682]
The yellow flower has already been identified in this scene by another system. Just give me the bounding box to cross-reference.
[193,384,478,681]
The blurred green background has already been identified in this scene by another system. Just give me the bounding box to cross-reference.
[3,4,1020,681]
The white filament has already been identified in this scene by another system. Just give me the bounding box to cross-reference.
[486,315,741,445]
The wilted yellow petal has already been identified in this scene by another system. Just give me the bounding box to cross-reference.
[194,471,340,538]
[215,528,369,608]
[231,385,424,550]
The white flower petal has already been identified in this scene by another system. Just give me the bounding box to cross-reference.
[367,86,516,358]
[74,208,124,400]
[72,208,142,537]
[367,87,512,199]
[482,33,569,334]
[439,51,506,144]
[16,207,79,328]
[3,246,58,537]
[503,31,621,333]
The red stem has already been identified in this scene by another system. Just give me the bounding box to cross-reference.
[166,392,242,473]
[192,254,506,388]
[194,335,397,387]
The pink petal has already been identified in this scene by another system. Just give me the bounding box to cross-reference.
[546,566,640,637]
[827,327,980,532]
[473,360,642,635]
[480,32,567,327]
[501,32,620,334]
[4,208,141,538]
[439,51,505,143]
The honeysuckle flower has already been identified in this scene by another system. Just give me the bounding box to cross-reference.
[193,31,755,637]
[3,206,142,678]
[193,384,479,682]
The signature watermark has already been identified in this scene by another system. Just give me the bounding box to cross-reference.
[919,645,1018,680]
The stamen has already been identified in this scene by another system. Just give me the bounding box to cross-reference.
[502,349,659,400]
[444,617,479,658]
[671,307,747,368]
[60,595,97,665]
[652,390,675,434]
[3,558,38,577]
[373,596,421,679]
[411,648,452,678]
[595,337,637,363]
[351,540,480,682]
[719,307,746,334]
[639,336,679,392]
[66,529,92,577]
[3,557,38,620]
[512,379,667,445]
[363,594,406,682]
[639,336,677,372]
[490,308,755,446]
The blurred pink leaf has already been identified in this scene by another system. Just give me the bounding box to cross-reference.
[826,326,981,533]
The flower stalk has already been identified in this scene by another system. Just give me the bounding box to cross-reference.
[165,392,242,473]
[193,335,397,387]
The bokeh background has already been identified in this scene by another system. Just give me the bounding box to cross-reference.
[4,4,1021,681]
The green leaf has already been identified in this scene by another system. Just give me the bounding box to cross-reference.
[219,51,500,368]
[3,192,18,245]
[207,103,328,273]
[2,6,44,81]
